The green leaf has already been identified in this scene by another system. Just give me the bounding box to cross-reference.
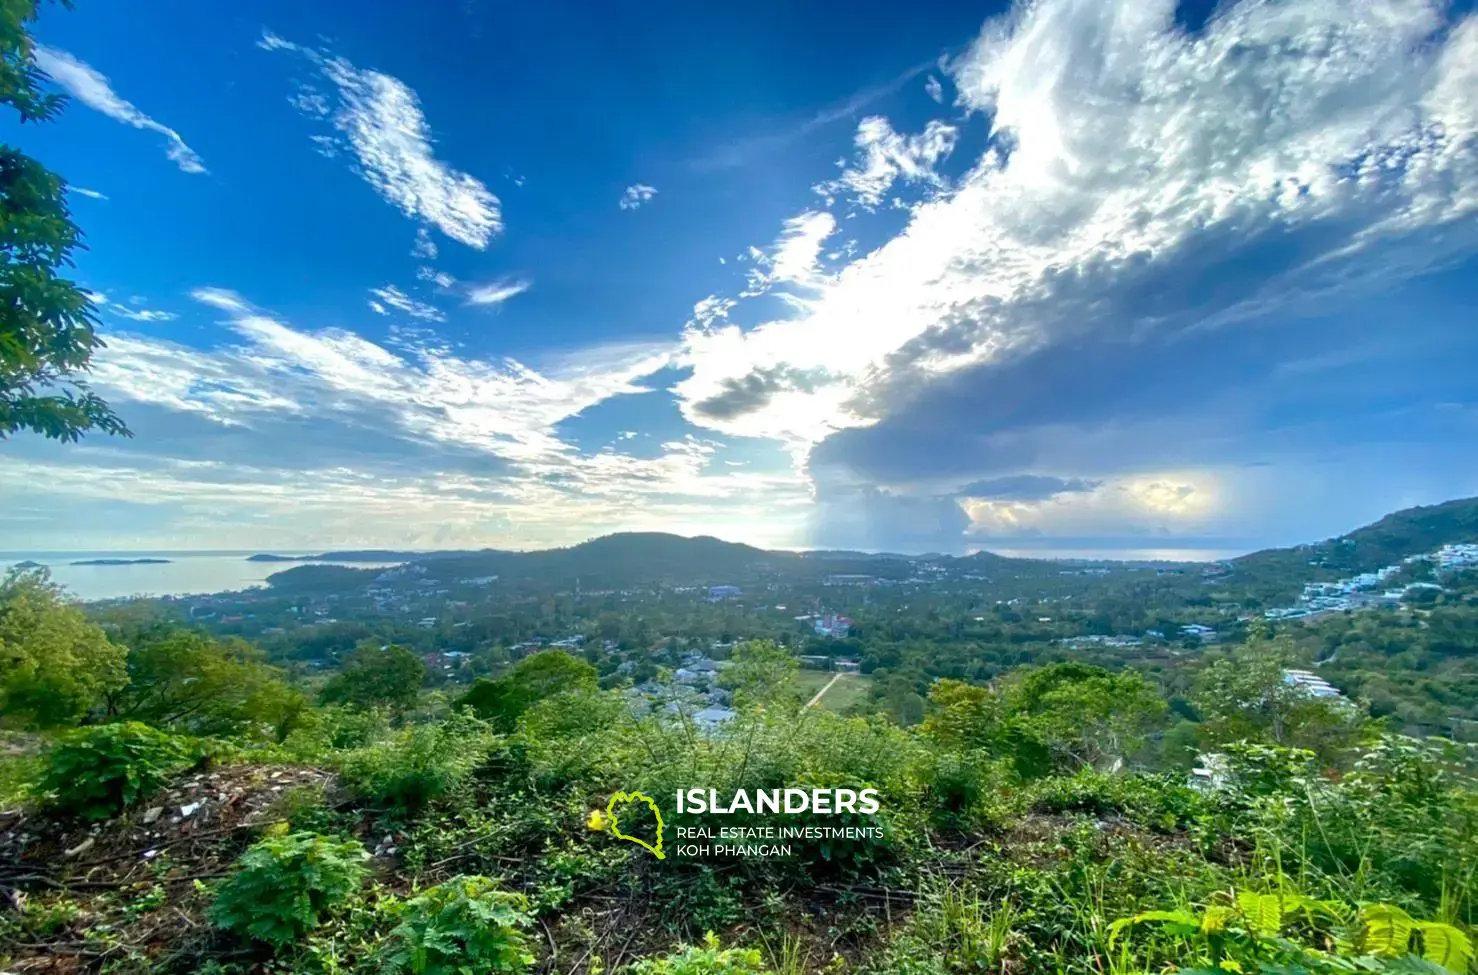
[1235,891,1284,938]
[1414,921,1473,973]
[1362,905,1416,959]
[1109,910,1200,947]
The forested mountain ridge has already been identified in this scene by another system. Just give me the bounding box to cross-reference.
[1228,496,1478,602]
[261,497,1478,599]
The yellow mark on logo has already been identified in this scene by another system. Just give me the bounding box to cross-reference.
[588,790,665,859]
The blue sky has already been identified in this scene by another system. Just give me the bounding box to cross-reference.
[4,0,1477,555]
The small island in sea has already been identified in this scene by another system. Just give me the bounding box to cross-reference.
[68,558,173,566]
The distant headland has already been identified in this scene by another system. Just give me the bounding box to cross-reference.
[68,558,173,566]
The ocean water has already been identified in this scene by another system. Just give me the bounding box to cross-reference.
[985,546,1239,563]
[1,552,402,602]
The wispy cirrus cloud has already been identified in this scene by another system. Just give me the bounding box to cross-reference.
[368,285,445,322]
[124,287,673,466]
[33,46,205,173]
[465,277,531,307]
[260,31,501,249]
[812,116,958,209]
[87,292,176,324]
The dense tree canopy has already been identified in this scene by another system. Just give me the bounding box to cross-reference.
[319,643,427,714]
[0,567,126,727]
[1,0,128,442]
[457,650,598,731]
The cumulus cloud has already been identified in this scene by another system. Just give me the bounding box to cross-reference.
[261,31,501,248]
[676,0,1478,480]
[619,184,658,210]
[368,285,444,322]
[33,46,206,173]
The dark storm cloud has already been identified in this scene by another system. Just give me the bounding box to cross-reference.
[957,474,1101,501]
[689,365,835,421]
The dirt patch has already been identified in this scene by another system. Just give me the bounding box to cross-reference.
[0,763,336,972]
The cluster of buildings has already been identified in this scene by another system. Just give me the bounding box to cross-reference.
[811,613,853,638]
[1058,623,1219,650]
[1435,543,1478,570]
[799,655,860,672]
[1283,668,1343,700]
[626,650,738,731]
[1263,544,1477,621]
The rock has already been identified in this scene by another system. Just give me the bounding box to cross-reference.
[142,806,164,824]
[180,801,203,817]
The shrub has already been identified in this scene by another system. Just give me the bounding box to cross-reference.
[1111,889,1474,975]
[39,722,192,820]
[280,704,393,760]
[338,709,495,815]
[917,749,1016,828]
[381,876,535,975]
[1028,769,1204,831]
[629,932,774,975]
[457,651,598,731]
[208,830,368,946]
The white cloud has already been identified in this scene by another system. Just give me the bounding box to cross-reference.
[88,291,176,323]
[33,46,206,174]
[925,75,944,103]
[72,186,107,200]
[0,452,812,553]
[677,0,1478,461]
[191,286,251,314]
[368,285,445,322]
[417,266,457,289]
[813,116,958,208]
[465,277,531,307]
[262,32,502,249]
[134,287,675,466]
[41,289,819,549]
[105,305,175,323]
[619,184,658,210]
[412,227,438,259]
[750,211,837,291]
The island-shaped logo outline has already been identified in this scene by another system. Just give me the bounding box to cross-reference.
[588,790,665,860]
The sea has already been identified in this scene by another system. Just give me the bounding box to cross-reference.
[0,552,404,602]
[985,546,1241,563]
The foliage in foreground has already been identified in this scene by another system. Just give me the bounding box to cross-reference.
[629,932,774,975]
[208,829,369,946]
[0,0,129,442]
[1112,889,1473,975]
[338,708,496,815]
[38,721,192,820]
[382,876,535,975]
